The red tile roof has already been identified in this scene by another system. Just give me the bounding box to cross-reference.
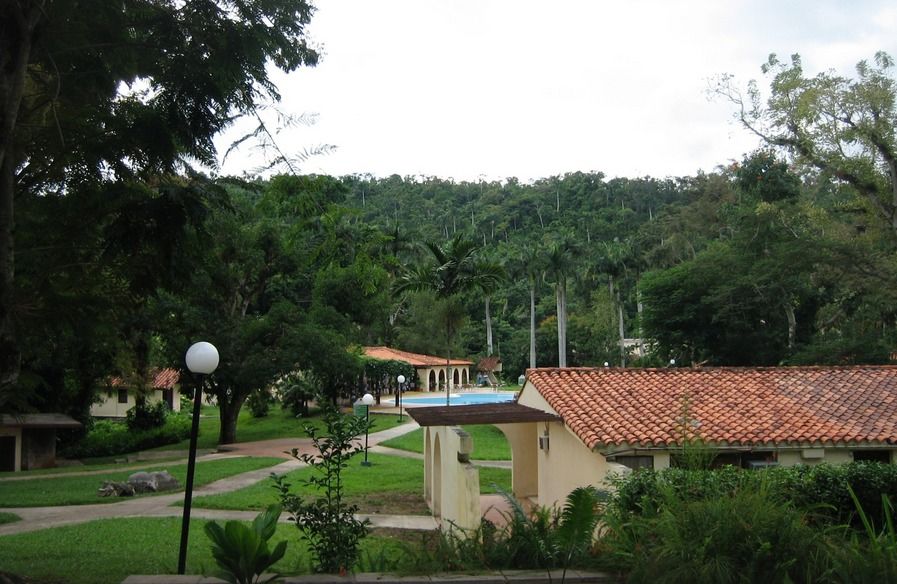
[525,366,897,449]
[109,368,180,390]
[363,346,473,367]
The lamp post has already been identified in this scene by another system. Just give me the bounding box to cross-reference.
[178,341,219,575]
[396,374,406,421]
[361,392,374,467]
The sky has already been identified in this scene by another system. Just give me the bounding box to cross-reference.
[216,0,897,183]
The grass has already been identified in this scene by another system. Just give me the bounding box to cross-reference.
[193,452,429,515]
[193,453,511,515]
[479,466,512,494]
[0,517,414,584]
[153,407,410,451]
[381,424,511,460]
[0,512,20,525]
[0,456,283,507]
[0,456,189,479]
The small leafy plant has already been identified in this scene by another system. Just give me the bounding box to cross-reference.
[274,403,371,574]
[203,503,287,584]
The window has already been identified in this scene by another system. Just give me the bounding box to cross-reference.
[853,450,891,463]
[615,455,654,470]
[117,389,128,404]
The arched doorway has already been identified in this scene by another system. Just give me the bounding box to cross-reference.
[462,369,469,385]
[432,434,442,518]
[438,369,446,390]
[429,370,437,392]
[453,368,460,386]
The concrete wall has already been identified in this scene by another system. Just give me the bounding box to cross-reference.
[423,426,481,532]
[22,429,57,470]
[0,426,22,472]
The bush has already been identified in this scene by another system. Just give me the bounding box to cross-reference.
[603,484,826,584]
[125,400,169,431]
[247,388,272,418]
[609,462,897,526]
[61,413,191,459]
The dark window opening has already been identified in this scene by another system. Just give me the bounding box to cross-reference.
[614,455,654,470]
[853,450,891,463]
[117,389,128,404]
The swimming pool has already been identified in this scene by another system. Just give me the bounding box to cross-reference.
[401,392,517,406]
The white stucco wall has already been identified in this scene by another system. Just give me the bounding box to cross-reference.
[90,387,180,418]
[517,382,619,509]
[423,425,481,531]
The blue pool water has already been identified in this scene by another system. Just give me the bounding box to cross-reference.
[401,392,516,406]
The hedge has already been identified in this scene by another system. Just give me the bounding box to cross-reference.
[60,414,191,459]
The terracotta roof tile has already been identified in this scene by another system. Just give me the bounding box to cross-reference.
[525,366,897,449]
[363,346,473,367]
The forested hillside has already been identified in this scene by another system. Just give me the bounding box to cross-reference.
[338,155,897,376]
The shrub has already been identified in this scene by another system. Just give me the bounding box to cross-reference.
[125,400,169,431]
[609,462,897,526]
[274,404,371,574]
[204,504,287,584]
[247,388,272,418]
[603,483,826,583]
[61,413,191,459]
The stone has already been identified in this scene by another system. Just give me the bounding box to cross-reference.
[98,480,135,497]
[127,470,180,493]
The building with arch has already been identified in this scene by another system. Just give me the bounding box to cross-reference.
[362,346,472,392]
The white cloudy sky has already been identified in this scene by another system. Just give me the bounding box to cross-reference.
[216,0,897,183]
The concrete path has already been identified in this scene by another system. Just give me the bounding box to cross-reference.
[0,421,432,537]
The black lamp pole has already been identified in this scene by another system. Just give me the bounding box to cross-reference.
[177,374,204,574]
[361,402,372,467]
[178,341,218,575]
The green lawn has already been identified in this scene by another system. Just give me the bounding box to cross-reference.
[153,407,410,451]
[0,456,282,507]
[193,452,429,515]
[0,517,413,584]
[192,452,511,514]
[0,456,189,479]
[381,424,511,460]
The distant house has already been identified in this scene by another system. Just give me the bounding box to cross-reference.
[91,368,182,418]
[0,414,82,472]
[363,346,473,391]
[411,366,897,528]
[476,356,502,387]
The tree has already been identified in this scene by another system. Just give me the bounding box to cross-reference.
[719,52,897,238]
[0,0,318,399]
[544,238,579,368]
[514,245,544,369]
[394,234,503,404]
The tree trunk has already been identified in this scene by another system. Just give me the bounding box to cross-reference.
[218,392,248,445]
[485,296,493,356]
[529,285,536,369]
[617,289,626,367]
[0,3,42,397]
[0,151,19,396]
[557,279,567,368]
[784,302,797,350]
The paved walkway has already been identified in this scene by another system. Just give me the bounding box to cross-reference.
[0,417,516,536]
[0,421,436,536]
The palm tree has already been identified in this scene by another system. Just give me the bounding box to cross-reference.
[545,238,578,368]
[394,234,504,405]
[514,245,544,369]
